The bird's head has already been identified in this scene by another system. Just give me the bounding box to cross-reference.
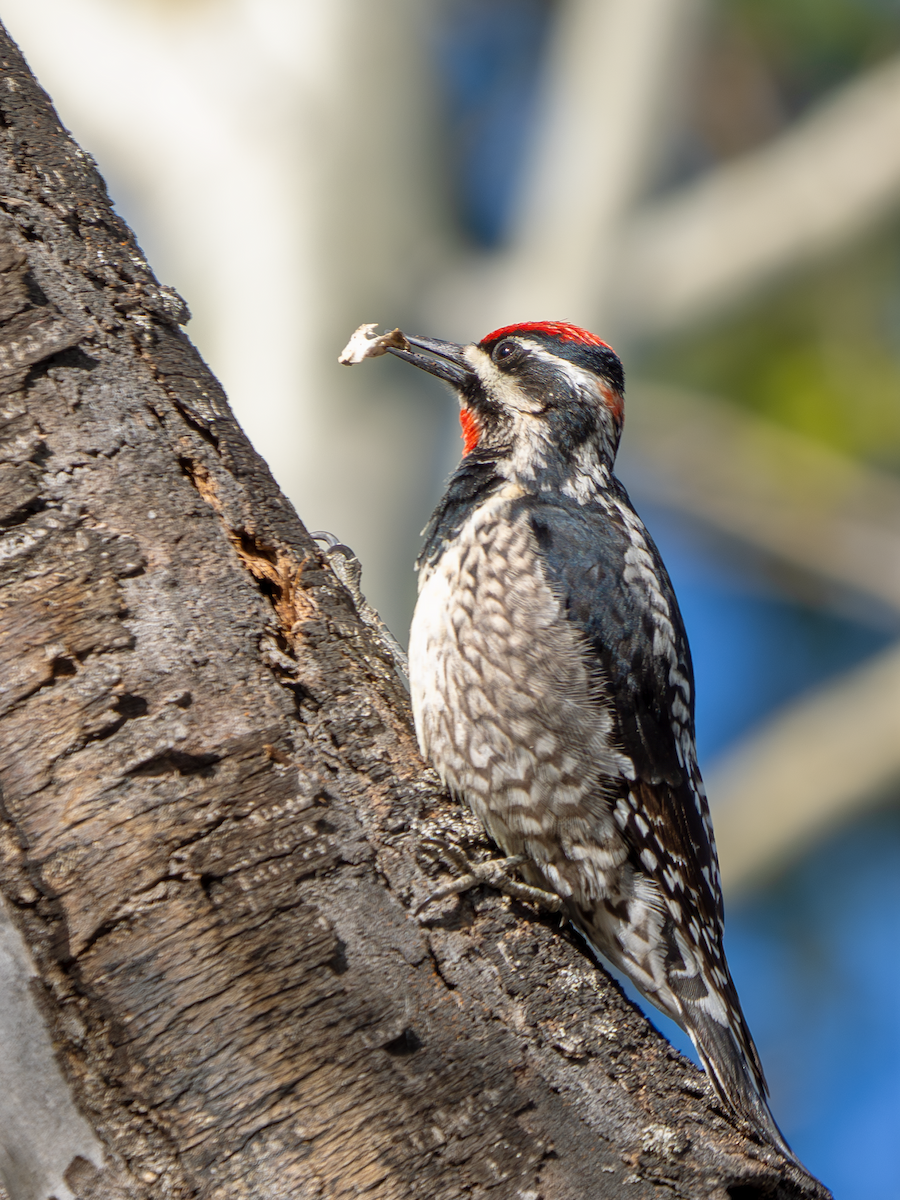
[389,321,625,491]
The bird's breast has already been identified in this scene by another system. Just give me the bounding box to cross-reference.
[409,491,628,882]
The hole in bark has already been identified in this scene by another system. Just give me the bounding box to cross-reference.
[292,683,320,711]
[62,210,90,240]
[83,270,109,292]
[29,440,51,466]
[51,656,77,678]
[173,399,219,449]
[727,1187,771,1200]
[327,940,349,975]
[113,693,148,719]
[257,576,278,600]
[25,345,99,383]
[128,750,220,777]
[0,496,46,529]
[23,271,49,306]
[177,457,220,504]
[237,529,277,563]
[199,873,222,899]
[383,1028,422,1056]
[315,817,336,835]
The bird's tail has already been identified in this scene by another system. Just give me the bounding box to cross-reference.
[576,911,802,1166]
[684,1003,798,1165]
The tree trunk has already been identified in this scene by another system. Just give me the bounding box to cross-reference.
[0,25,830,1200]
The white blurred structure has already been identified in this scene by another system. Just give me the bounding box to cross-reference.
[622,52,900,336]
[2,0,900,892]
[0,902,104,1200]
[427,0,706,334]
[2,0,452,628]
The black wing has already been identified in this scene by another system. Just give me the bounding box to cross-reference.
[514,486,724,931]
[515,488,777,1129]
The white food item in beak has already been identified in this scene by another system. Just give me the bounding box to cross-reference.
[338,323,410,365]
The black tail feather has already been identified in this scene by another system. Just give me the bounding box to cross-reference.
[688,1010,799,1165]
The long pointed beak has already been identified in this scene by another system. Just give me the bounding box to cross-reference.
[388,335,475,388]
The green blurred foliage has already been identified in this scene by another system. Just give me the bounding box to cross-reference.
[643,225,900,469]
[645,1,900,470]
[682,0,900,164]
[727,0,900,106]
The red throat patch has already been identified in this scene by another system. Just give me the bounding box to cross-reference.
[600,382,624,423]
[459,408,479,455]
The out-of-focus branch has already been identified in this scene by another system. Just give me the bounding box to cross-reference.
[427,0,702,336]
[621,53,900,336]
[624,383,900,620]
[503,0,702,324]
[706,641,900,892]
[434,25,900,345]
[623,383,900,889]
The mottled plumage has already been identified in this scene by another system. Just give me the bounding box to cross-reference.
[385,321,792,1159]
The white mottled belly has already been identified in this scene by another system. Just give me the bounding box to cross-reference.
[409,491,631,903]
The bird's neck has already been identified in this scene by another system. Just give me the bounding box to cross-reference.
[417,433,620,574]
[417,454,506,572]
[502,432,615,505]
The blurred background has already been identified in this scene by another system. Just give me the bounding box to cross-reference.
[3,0,899,1191]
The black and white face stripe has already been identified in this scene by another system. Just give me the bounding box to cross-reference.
[460,339,624,470]
[478,328,625,397]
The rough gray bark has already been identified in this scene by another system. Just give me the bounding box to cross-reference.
[0,25,831,1200]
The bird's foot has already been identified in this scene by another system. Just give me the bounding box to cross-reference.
[415,837,563,917]
[310,531,409,679]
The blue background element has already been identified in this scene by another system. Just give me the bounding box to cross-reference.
[432,0,550,246]
[727,806,900,1197]
[613,510,900,1196]
[645,506,894,764]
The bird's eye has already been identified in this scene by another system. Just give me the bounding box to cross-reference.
[492,339,519,366]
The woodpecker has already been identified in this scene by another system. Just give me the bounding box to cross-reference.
[374,320,793,1159]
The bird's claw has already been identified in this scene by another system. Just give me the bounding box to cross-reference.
[310,531,364,600]
[310,531,409,680]
[416,838,563,917]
